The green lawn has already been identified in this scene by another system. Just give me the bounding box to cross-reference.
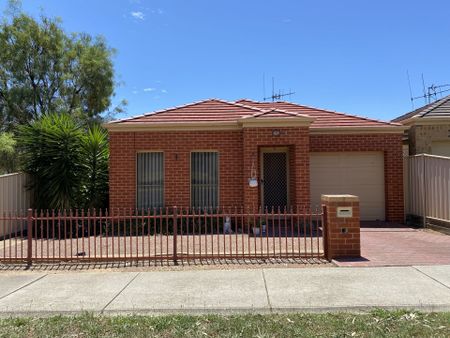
[0,310,449,338]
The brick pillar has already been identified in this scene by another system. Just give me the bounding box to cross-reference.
[322,194,361,260]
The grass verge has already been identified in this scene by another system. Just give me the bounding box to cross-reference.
[0,310,449,337]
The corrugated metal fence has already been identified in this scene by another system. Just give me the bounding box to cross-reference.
[0,173,31,238]
[404,154,450,225]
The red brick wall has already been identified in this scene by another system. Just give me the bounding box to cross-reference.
[242,127,310,209]
[310,133,404,223]
[109,130,243,209]
[109,132,135,209]
[109,130,404,223]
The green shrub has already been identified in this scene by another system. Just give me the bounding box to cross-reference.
[80,124,109,209]
[18,113,109,210]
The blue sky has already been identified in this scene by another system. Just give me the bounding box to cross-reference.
[2,0,450,121]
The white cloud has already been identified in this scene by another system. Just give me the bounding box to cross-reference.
[131,11,145,20]
[132,90,139,94]
[161,89,168,93]
[144,87,156,92]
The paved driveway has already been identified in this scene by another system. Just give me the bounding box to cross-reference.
[335,225,450,267]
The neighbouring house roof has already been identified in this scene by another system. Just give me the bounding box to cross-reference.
[106,98,404,132]
[392,94,450,124]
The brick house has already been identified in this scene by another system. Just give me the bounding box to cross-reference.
[105,99,405,223]
[392,95,450,156]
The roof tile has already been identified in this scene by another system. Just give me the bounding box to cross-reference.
[236,99,400,128]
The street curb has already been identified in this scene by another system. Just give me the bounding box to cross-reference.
[1,304,450,318]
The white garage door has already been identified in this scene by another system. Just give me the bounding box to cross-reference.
[310,152,385,221]
[432,141,450,157]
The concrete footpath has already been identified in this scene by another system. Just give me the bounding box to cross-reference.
[0,265,449,316]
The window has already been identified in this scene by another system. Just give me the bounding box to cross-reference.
[136,152,164,209]
[191,152,219,208]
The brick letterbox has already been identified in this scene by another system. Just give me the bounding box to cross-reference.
[322,194,361,260]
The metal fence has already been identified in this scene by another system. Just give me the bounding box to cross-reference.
[404,154,450,226]
[0,173,31,238]
[0,207,325,264]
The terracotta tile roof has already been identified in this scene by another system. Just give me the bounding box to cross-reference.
[236,99,401,128]
[109,98,401,129]
[110,99,264,124]
[244,108,308,119]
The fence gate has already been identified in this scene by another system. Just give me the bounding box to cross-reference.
[1,207,325,264]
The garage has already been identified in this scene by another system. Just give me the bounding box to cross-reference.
[310,151,385,221]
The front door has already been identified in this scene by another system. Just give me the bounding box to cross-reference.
[261,148,289,209]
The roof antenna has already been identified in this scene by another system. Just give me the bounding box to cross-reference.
[408,72,450,107]
[407,70,414,109]
[262,73,266,101]
[421,74,427,104]
[272,77,275,100]
[263,76,296,102]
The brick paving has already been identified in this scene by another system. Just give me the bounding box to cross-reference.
[335,225,450,266]
[3,223,448,267]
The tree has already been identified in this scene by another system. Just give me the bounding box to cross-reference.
[18,113,110,210]
[0,6,118,131]
[0,131,17,174]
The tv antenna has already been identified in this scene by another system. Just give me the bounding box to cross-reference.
[408,72,450,108]
[262,76,295,102]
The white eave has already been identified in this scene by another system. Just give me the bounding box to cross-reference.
[104,120,407,134]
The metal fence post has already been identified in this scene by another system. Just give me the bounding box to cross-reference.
[173,206,178,265]
[27,208,33,266]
